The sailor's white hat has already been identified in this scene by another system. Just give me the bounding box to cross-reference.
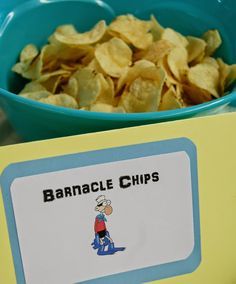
[96,195,110,205]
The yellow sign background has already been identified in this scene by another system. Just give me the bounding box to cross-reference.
[0,113,236,284]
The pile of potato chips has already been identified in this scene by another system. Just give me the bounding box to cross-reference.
[12,14,236,113]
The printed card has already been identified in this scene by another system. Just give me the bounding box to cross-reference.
[1,138,201,284]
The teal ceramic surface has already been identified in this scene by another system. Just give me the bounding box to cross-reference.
[0,0,235,141]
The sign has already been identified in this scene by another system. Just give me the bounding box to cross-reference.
[1,138,201,284]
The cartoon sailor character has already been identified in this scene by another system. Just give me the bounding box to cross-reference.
[94,195,113,245]
[91,195,125,255]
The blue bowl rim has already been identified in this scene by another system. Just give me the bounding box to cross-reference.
[1,87,236,122]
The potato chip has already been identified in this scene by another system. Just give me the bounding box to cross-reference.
[188,60,219,97]
[72,68,102,107]
[133,59,156,69]
[94,74,111,103]
[12,54,43,80]
[39,94,78,109]
[203,29,222,56]
[63,77,78,99]
[119,77,163,112]
[44,75,66,94]
[135,64,166,82]
[202,56,219,68]
[134,40,174,64]
[20,44,39,63]
[175,84,187,106]
[161,28,188,48]
[226,64,236,89]
[60,62,82,72]
[87,58,105,74]
[12,44,39,78]
[98,31,114,44]
[30,45,66,78]
[96,75,115,105]
[53,20,107,46]
[117,60,158,93]
[95,37,132,78]
[20,90,51,101]
[49,25,78,43]
[116,67,130,94]
[217,59,236,93]
[106,77,115,99]
[37,70,70,83]
[12,62,26,76]
[167,46,189,81]
[35,70,70,93]
[41,41,96,75]
[217,58,229,94]
[80,47,95,66]
[89,103,125,113]
[109,14,153,49]
[20,81,46,94]
[12,44,60,80]
[187,36,206,63]
[182,84,212,104]
[43,44,91,69]
[72,69,116,106]
[150,14,164,41]
[12,44,42,80]
[42,59,58,73]
[159,86,183,110]
[159,56,179,87]
[190,51,205,66]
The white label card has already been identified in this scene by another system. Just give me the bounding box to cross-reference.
[1,139,201,284]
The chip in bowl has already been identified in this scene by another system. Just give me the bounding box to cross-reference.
[12,13,236,113]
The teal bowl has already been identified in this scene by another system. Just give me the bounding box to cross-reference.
[0,0,235,141]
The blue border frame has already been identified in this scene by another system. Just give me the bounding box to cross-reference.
[0,137,201,284]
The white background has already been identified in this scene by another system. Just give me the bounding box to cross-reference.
[11,151,194,284]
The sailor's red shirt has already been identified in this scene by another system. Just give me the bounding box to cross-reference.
[94,217,106,233]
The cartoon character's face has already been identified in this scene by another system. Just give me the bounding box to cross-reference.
[95,200,113,215]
